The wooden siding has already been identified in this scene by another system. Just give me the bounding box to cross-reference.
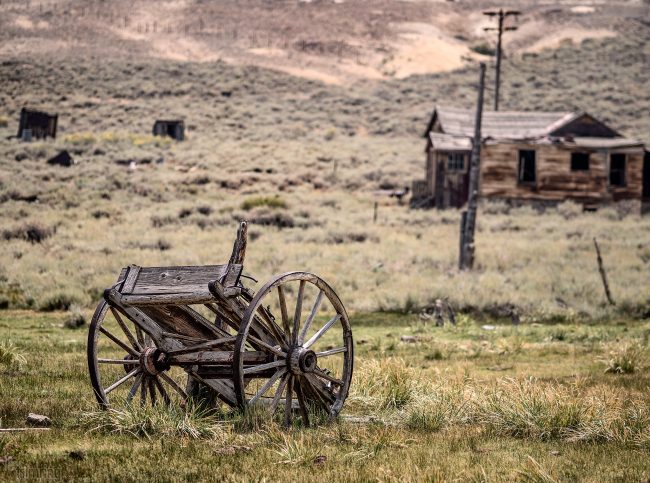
[479,143,644,203]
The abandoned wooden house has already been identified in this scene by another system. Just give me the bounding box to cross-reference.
[152,120,184,141]
[412,107,649,212]
[17,108,58,140]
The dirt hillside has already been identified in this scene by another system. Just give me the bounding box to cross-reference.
[1,0,646,84]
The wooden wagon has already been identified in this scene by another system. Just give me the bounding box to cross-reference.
[87,222,353,427]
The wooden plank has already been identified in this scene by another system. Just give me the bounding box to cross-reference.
[121,264,242,296]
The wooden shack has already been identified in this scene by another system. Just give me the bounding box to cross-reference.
[17,108,58,139]
[152,120,184,141]
[414,107,648,211]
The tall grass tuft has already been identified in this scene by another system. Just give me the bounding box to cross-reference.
[271,432,323,465]
[476,378,584,440]
[405,383,469,432]
[0,340,27,370]
[81,403,227,440]
[352,358,414,411]
[603,343,646,374]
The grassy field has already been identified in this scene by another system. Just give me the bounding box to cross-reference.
[0,311,649,481]
[1,3,649,480]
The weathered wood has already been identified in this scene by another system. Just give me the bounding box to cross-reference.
[460,62,486,271]
[171,350,267,365]
[593,237,615,306]
[228,221,248,266]
[120,264,241,296]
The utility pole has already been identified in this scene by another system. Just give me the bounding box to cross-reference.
[483,9,520,111]
[459,63,486,271]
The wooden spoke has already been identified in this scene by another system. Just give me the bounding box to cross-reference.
[127,374,143,403]
[110,307,142,351]
[315,347,347,357]
[313,368,344,386]
[148,379,157,406]
[269,373,289,414]
[298,290,324,345]
[303,314,341,349]
[243,360,286,375]
[159,372,189,400]
[99,327,139,358]
[98,358,136,364]
[232,272,353,420]
[140,376,147,406]
[165,336,236,356]
[153,377,171,405]
[304,373,335,406]
[144,334,152,348]
[255,306,287,348]
[249,368,287,405]
[284,375,294,428]
[277,285,291,343]
[247,334,286,358]
[292,281,306,344]
[135,326,145,346]
[295,378,310,427]
[105,367,140,395]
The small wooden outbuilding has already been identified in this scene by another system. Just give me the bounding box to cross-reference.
[17,108,58,139]
[152,120,184,141]
[414,107,648,211]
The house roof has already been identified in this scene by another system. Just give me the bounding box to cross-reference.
[429,132,472,151]
[429,107,575,139]
[424,107,624,141]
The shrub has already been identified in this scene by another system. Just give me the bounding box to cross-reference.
[241,196,287,211]
[64,307,87,329]
[40,293,77,311]
[470,43,495,56]
[2,223,55,244]
[556,200,582,220]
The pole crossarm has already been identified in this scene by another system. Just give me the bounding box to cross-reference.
[482,8,522,111]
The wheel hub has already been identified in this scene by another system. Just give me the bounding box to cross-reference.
[288,347,318,374]
[139,347,169,376]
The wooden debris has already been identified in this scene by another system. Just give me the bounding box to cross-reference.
[593,237,615,306]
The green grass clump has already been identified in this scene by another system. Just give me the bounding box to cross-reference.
[241,196,287,211]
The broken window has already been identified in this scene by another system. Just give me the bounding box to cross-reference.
[571,152,590,171]
[518,150,536,183]
[609,153,626,187]
[447,152,465,171]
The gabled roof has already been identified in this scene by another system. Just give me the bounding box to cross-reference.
[424,107,621,141]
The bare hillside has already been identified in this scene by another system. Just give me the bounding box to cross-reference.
[1,0,647,84]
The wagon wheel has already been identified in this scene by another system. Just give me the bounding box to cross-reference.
[233,272,353,427]
[88,300,189,409]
